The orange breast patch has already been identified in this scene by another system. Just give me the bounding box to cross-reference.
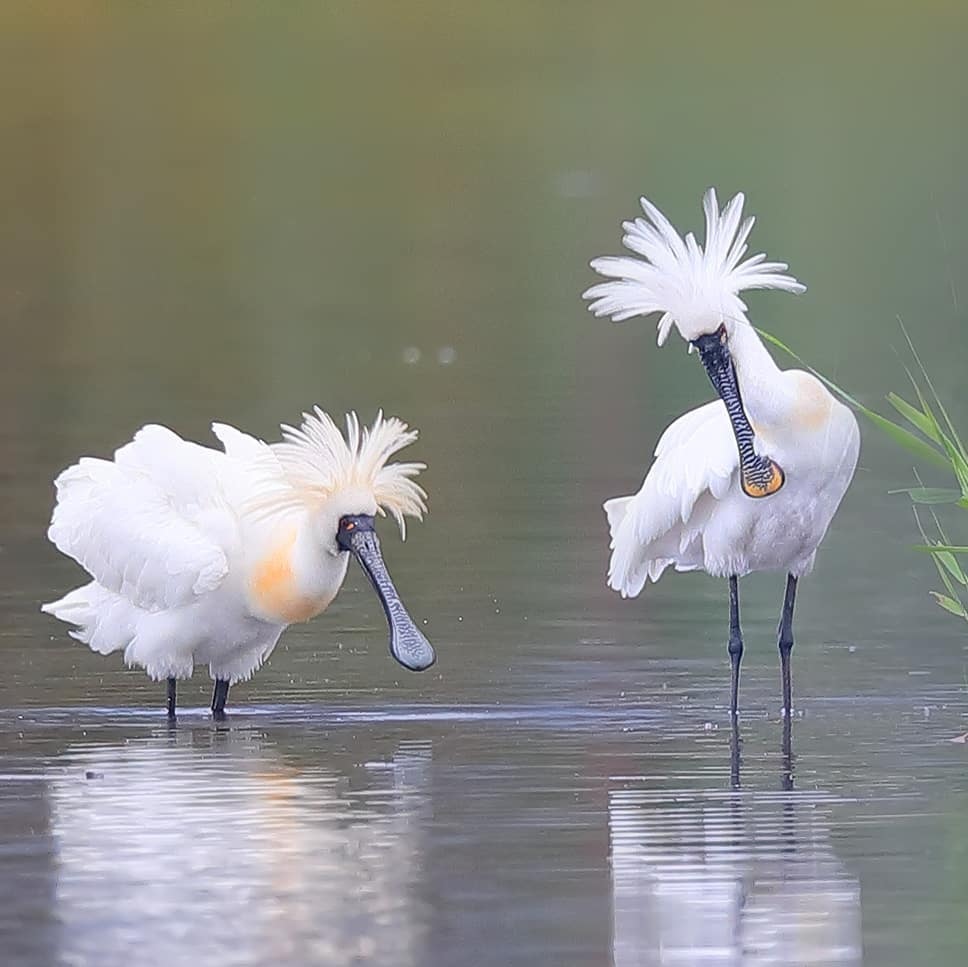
[251,532,332,624]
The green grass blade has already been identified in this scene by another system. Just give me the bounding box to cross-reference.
[930,592,968,619]
[864,413,950,469]
[938,435,968,495]
[886,392,943,444]
[756,329,949,469]
[898,316,968,457]
[911,508,968,603]
[934,559,962,599]
[889,487,963,504]
[904,366,946,444]
[936,550,968,587]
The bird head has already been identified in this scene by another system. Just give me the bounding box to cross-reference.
[584,189,799,500]
[582,188,805,347]
[252,408,434,671]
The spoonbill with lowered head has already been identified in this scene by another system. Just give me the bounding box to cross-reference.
[42,408,435,718]
[584,189,859,716]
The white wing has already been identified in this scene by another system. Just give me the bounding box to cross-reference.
[45,426,232,613]
[211,422,269,461]
[604,400,738,597]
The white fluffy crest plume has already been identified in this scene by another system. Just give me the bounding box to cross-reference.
[583,188,805,345]
[251,408,427,538]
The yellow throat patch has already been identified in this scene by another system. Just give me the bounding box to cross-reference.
[741,460,785,499]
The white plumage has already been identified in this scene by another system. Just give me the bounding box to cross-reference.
[586,188,805,343]
[584,188,859,712]
[602,399,737,595]
[602,378,859,597]
[43,408,433,715]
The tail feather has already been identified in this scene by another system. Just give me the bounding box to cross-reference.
[42,582,137,656]
[603,495,633,535]
[42,581,195,679]
[603,496,672,598]
[603,485,710,597]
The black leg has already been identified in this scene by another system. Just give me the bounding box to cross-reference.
[727,575,743,716]
[211,679,230,720]
[166,677,177,720]
[778,573,798,716]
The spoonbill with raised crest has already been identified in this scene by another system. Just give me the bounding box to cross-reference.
[584,188,859,716]
[42,408,435,719]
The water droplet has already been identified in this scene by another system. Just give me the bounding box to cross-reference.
[402,347,421,365]
[437,346,457,365]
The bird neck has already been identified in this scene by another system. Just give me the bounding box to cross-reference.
[248,517,349,625]
[728,323,791,427]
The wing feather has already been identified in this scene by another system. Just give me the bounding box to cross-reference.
[47,431,231,612]
[604,402,737,597]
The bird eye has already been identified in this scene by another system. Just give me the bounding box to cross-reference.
[718,323,728,343]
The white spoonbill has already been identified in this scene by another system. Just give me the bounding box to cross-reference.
[42,408,435,718]
[583,188,859,715]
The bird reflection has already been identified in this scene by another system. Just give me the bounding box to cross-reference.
[781,717,794,793]
[48,728,432,967]
[729,718,794,792]
[610,722,861,966]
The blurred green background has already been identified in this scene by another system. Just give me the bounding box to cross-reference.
[2,0,965,437]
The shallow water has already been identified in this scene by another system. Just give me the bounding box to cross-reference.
[4,674,968,967]
[3,3,968,966]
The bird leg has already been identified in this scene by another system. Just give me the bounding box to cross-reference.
[166,677,177,720]
[211,679,230,720]
[727,575,743,716]
[778,573,798,716]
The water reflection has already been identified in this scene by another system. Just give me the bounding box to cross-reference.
[48,729,431,967]
[610,724,862,966]
[731,719,794,794]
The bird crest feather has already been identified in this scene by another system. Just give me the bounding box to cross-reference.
[583,188,805,344]
[244,408,427,538]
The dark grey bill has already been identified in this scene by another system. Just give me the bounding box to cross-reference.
[692,326,785,499]
[342,521,436,672]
